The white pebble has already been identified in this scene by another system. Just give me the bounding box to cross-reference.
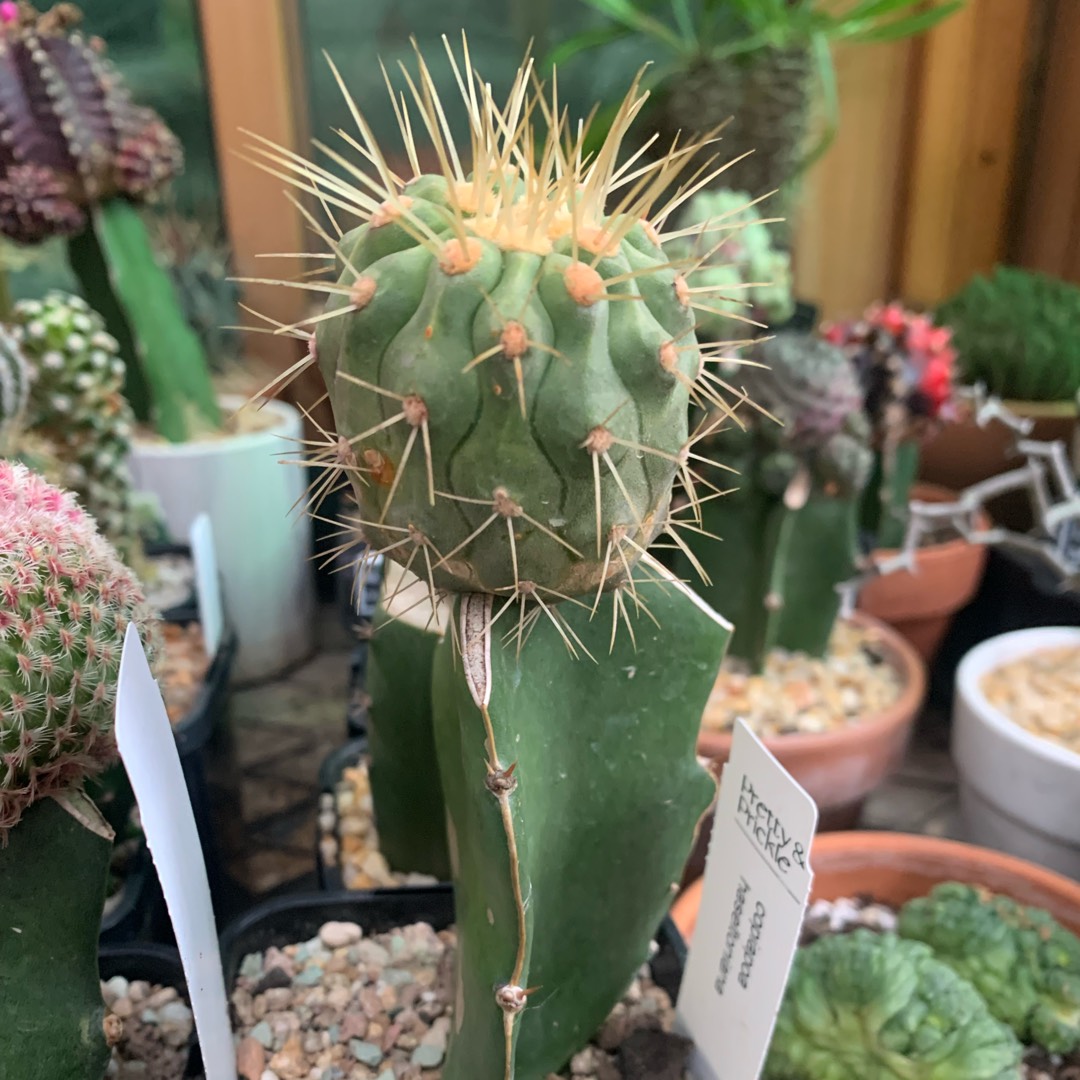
[319,921,362,949]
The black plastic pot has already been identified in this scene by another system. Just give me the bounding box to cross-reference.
[773,299,820,335]
[189,886,686,1076]
[143,541,198,624]
[928,545,1080,711]
[100,839,156,945]
[315,738,367,891]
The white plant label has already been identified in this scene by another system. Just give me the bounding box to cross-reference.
[189,512,224,658]
[677,719,818,1080]
[116,624,237,1080]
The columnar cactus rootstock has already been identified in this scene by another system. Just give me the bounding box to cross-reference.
[12,291,141,559]
[0,2,182,244]
[0,460,157,831]
[679,332,872,669]
[251,41,741,1079]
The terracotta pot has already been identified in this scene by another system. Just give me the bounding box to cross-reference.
[685,613,925,883]
[918,397,1079,532]
[672,831,1080,942]
[856,483,989,664]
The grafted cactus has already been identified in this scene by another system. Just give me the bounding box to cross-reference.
[0,3,219,442]
[0,461,159,1080]
[13,291,141,560]
[253,43,738,1079]
[678,332,873,670]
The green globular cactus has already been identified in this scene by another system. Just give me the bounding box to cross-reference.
[666,188,795,340]
[12,291,141,561]
[251,44,741,1079]
[0,321,29,452]
[366,560,452,880]
[0,3,220,441]
[936,266,1080,402]
[678,331,872,671]
[0,460,159,1080]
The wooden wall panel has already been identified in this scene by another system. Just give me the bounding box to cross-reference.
[898,0,1037,306]
[792,37,916,320]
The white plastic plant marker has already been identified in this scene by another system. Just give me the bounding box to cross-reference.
[115,622,237,1080]
[189,512,224,658]
[677,719,818,1080]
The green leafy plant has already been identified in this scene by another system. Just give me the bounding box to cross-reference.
[676,331,872,671]
[936,266,1080,403]
[765,929,1023,1079]
[551,0,963,209]
[899,883,1080,1055]
[0,2,219,442]
[251,43,738,1078]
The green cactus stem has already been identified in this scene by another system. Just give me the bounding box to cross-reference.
[680,332,872,671]
[68,201,220,442]
[0,321,29,453]
[367,561,452,880]
[432,565,728,1079]
[0,791,116,1080]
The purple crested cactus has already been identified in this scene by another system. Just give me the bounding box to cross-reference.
[0,2,182,244]
[0,460,159,833]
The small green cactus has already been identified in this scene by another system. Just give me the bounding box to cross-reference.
[252,42,741,1079]
[12,291,142,560]
[936,266,1080,402]
[679,332,872,670]
[0,322,30,453]
[0,460,159,1080]
[666,188,795,339]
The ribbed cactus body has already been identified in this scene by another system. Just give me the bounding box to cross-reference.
[0,461,158,832]
[12,291,140,558]
[318,174,700,598]
[0,322,29,450]
[0,3,182,244]
[667,188,794,339]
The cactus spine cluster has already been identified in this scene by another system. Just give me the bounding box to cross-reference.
[679,332,872,670]
[0,460,157,831]
[253,42,737,1079]
[12,291,141,560]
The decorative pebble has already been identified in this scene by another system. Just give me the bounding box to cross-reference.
[351,1039,384,1067]
[981,645,1080,755]
[412,1043,445,1068]
[103,977,193,1078]
[702,620,903,737]
[250,1021,275,1049]
[319,921,362,949]
[237,1035,267,1080]
[240,952,265,979]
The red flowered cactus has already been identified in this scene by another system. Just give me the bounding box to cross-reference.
[0,3,182,244]
[0,461,159,833]
[823,300,957,444]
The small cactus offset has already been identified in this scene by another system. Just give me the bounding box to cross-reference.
[665,188,795,340]
[12,291,141,559]
[0,321,29,451]
[0,460,159,1080]
[253,42,738,1079]
[678,332,872,670]
[0,1,182,244]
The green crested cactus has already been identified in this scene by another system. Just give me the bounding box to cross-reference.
[666,188,795,340]
[0,321,29,453]
[0,460,159,1080]
[936,266,1080,402]
[677,331,872,671]
[252,43,739,1079]
[12,291,142,561]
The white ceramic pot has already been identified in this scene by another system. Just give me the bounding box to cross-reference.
[129,394,315,683]
[953,626,1080,879]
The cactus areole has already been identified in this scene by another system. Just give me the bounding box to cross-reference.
[249,40,747,613]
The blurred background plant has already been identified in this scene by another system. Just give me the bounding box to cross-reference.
[824,302,957,549]
[550,0,964,242]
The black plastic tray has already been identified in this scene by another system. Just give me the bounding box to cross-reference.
[315,738,368,891]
